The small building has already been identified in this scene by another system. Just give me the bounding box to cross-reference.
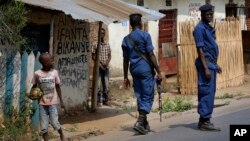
[243,0,250,73]
[0,0,164,115]
[117,0,246,75]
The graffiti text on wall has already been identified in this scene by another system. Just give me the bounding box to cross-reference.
[59,67,86,88]
[189,3,202,20]
[57,39,89,55]
[55,15,89,89]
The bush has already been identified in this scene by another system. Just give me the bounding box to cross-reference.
[0,0,27,46]
[0,97,38,141]
[215,93,233,99]
[172,97,193,112]
[153,97,193,113]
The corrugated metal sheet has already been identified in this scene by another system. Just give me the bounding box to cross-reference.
[17,0,112,23]
[126,3,165,22]
[17,0,165,24]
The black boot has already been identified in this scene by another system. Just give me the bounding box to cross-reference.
[133,110,148,135]
[144,116,150,132]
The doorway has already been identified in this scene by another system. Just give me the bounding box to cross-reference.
[158,9,177,75]
[21,24,50,55]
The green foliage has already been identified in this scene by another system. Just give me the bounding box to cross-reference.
[172,97,193,112]
[216,93,234,99]
[161,98,173,112]
[0,118,27,140]
[0,0,27,46]
[215,92,244,99]
[153,97,193,113]
[48,131,58,140]
[66,124,79,132]
[0,97,36,141]
[122,105,137,111]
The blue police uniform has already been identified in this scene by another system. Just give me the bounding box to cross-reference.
[193,21,219,122]
[122,28,155,113]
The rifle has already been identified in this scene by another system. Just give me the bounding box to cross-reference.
[156,79,163,122]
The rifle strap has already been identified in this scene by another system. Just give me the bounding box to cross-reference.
[127,34,154,67]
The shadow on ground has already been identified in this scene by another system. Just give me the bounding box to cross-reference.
[60,106,137,125]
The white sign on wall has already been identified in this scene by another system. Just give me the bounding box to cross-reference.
[189,3,202,20]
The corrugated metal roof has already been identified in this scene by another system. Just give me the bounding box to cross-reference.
[17,0,165,24]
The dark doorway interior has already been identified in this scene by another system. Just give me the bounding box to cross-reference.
[21,24,50,55]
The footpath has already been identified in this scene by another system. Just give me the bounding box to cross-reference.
[51,75,250,141]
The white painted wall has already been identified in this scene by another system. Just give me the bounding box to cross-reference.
[54,14,89,109]
[108,20,159,77]
[148,20,159,60]
[108,21,129,77]
[123,0,174,10]
[109,0,245,77]
[176,0,245,43]
[123,0,245,43]
[177,0,243,21]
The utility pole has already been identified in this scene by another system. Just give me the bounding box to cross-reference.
[137,0,144,6]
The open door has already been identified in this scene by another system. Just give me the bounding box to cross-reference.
[158,9,177,75]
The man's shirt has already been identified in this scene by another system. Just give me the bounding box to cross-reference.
[92,41,111,66]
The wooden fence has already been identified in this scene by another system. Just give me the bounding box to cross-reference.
[0,48,41,129]
[178,20,244,95]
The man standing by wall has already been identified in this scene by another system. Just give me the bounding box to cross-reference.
[193,4,222,131]
[92,28,111,106]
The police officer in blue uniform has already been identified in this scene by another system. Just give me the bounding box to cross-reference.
[193,4,222,131]
[122,13,162,135]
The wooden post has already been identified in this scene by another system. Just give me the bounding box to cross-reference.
[91,21,103,112]
[176,44,181,94]
[49,14,55,54]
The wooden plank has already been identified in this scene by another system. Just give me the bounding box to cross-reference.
[12,51,21,114]
[31,52,41,130]
[0,49,6,127]
[26,52,35,94]
[4,49,15,117]
[20,51,28,110]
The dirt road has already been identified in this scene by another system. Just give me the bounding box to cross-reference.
[51,75,250,141]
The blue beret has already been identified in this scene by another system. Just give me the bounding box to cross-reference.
[199,4,214,12]
[129,13,142,19]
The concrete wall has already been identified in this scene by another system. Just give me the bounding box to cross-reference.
[53,14,90,109]
[26,11,52,25]
[177,0,244,21]
[176,0,245,43]
[108,20,159,77]
[122,0,245,45]
[108,21,129,77]
[107,0,163,77]
[148,21,160,60]
[123,0,175,10]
